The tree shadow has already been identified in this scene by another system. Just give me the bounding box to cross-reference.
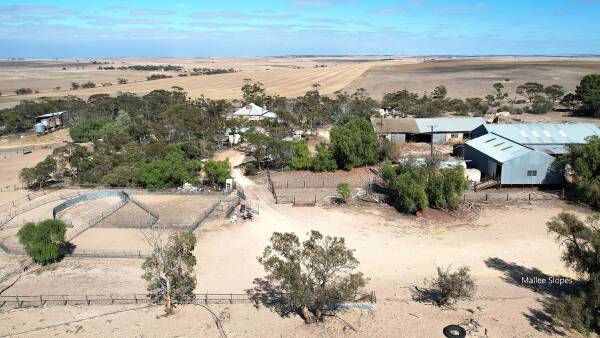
[484,257,583,336]
[410,285,444,306]
[246,278,299,318]
[484,257,580,297]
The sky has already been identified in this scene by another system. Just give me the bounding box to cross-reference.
[0,0,599,57]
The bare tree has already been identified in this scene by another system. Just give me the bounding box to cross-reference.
[141,230,197,315]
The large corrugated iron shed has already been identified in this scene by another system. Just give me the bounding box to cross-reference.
[482,123,600,145]
[465,133,532,163]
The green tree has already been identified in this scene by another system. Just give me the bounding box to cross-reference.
[19,155,58,189]
[562,136,600,208]
[241,81,268,107]
[17,219,66,264]
[525,95,554,114]
[257,230,368,323]
[311,143,337,172]
[546,213,600,334]
[516,82,544,102]
[136,151,200,190]
[203,159,231,187]
[330,118,378,170]
[142,231,197,315]
[544,84,565,102]
[337,182,351,203]
[432,85,447,100]
[575,74,600,117]
[493,82,509,103]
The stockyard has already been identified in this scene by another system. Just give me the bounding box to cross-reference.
[1,55,600,337]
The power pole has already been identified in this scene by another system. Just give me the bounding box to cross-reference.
[427,125,437,159]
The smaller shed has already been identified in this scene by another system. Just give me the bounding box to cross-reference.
[370,117,418,143]
[464,133,562,185]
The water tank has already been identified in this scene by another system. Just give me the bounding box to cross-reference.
[41,119,49,127]
[35,122,45,134]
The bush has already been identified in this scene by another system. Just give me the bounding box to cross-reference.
[17,219,67,264]
[15,88,33,95]
[68,117,113,142]
[427,266,476,306]
[81,82,96,88]
[203,159,231,187]
[136,151,200,190]
[382,161,467,214]
[337,182,351,203]
[244,163,257,176]
[311,143,337,172]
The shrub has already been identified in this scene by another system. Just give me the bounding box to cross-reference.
[244,163,257,176]
[17,219,66,264]
[68,117,113,142]
[15,88,33,95]
[81,82,96,88]
[416,266,476,306]
[203,159,231,187]
[311,143,337,172]
[337,182,351,203]
[136,151,200,190]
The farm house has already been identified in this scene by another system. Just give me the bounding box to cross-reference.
[371,116,485,144]
[232,103,277,121]
[465,123,600,185]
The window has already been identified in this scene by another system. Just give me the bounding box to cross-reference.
[527,170,537,177]
[450,133,460,138]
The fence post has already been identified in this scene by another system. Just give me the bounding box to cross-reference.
[230,293,233,304]
[485,193,488,201]
[205,293,208,304]
[529,193,531,200]
[303,181,306,188]
[506,193,509,201]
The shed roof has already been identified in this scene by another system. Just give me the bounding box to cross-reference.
[370,117,419,134]
[483,124,600,145]
[415,117,485,133]
[465,133,532,163]
[233,103,276,118]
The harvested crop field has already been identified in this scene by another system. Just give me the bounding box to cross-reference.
[0,57,404,109]
[345,57,600,99]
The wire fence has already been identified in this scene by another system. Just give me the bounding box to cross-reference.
[0,291,376,309]
[0,143,65,160]
[0,190,52,213]
[63,195,130,242]
[0,183,27,192]
[462,190,563,202]
[0,242,150,259]
[0,191,85,228]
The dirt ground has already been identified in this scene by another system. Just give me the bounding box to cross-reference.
[345,57,600,99]
[0,148,595,337]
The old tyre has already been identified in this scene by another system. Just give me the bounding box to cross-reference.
[443,325,466,338]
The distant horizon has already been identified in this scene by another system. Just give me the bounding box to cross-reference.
[1,1,599,57]
[3,54,600,60]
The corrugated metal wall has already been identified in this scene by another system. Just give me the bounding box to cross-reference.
[501,152,563,185]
